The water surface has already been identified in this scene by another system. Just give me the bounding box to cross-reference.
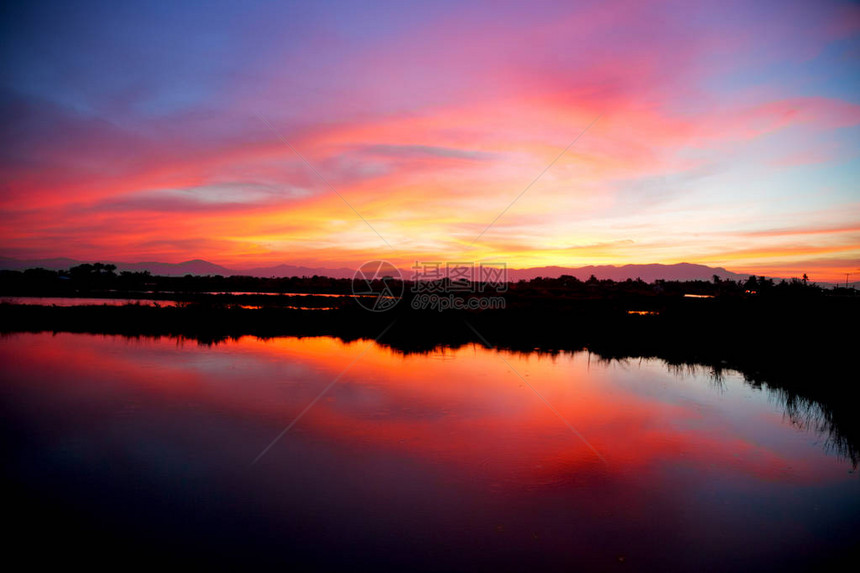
[1,333,857,570]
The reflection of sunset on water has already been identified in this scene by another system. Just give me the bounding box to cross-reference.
[3,333,845,487]
[3,332,857,571]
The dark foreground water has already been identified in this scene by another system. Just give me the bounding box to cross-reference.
[1,333,857,571]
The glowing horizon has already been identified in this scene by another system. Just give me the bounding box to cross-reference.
[1,1,858,282]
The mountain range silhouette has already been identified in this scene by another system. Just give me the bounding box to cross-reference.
[0,256,758,282]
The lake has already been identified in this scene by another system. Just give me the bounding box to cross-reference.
[1,332,857,570]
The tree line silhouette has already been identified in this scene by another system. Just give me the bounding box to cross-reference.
[1,263,854,300]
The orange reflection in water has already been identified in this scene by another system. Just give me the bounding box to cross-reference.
[256,338,829,486]
[1,332,844,492]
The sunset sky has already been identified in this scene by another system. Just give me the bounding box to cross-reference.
[1,0,859,281]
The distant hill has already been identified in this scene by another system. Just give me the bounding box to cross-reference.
[240,264,355,279]
[0,256,757,282]
[118,259,234,276]
[0,257,81,271]
[504,263,748,283]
